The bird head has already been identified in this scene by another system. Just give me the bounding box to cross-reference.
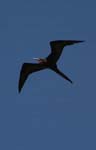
[33,58,40,61]
[33,58,43,63]
[33,58,47,64]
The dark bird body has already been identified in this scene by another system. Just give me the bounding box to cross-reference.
[18,40,84,93]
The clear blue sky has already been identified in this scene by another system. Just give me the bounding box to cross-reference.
[0,0,96,149]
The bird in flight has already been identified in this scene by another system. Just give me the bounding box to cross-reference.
[18,40,84,93]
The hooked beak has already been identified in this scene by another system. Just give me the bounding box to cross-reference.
[33,58,39,60]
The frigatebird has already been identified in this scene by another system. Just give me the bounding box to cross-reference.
[18,40,84,93]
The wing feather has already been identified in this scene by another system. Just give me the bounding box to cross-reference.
[18,63,45,93]
[46,40,84,63]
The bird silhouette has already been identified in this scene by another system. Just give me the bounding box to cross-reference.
[18,40,84,93]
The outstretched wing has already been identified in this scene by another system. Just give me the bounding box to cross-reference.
[18,63,45,93]
[46,40,84,63]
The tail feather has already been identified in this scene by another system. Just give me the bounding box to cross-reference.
[51,67,73,84]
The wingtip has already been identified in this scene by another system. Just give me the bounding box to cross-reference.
[75,40,85,43]
[50,40,85,45]
[18,88,21,93]
[80,40,85,43]
[18,85,22,93]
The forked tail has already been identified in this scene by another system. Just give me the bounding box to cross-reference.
[50,67,73,84]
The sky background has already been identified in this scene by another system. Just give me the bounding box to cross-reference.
[0,0,96,149]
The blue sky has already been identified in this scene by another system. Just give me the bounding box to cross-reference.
[0,0,96,149]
